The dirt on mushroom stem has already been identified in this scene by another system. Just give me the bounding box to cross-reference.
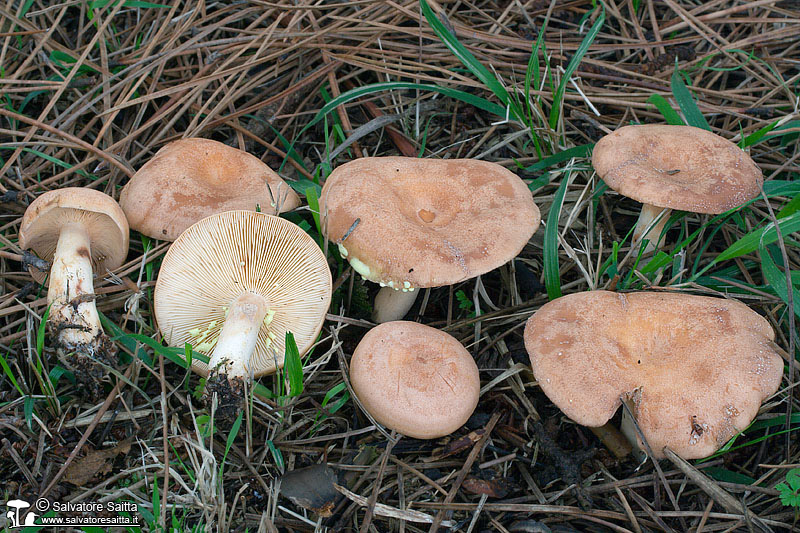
[46,223,117,397]
[201,291,271,428]
[205,373,247,429]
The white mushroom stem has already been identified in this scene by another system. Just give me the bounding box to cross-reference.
[208,292,270,380]
[47,222,102,348]
[632,204,672,255]
[372,287,418,323]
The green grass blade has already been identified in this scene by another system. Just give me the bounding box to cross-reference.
[151,475,160,530]
[100,313,211,368]
[524,143,594,173]
[267,440,284,471]
[37,304,50,358]
[778,194,800,219]
[670,68,711,131]
[0,350,23,396]
[23,396,35,429]
[646,94,685,125]
[742,119,780,148]
[218,410,243,480]
[264,121,307,171]
[283,332,303,397]
[713,211,800,263]
[544,173,570,299]
[89,0,170,8]
[549,8,604,129]
[420,0,513,111]
[701,467,756,485]
[280,81,506,173]
[305,186,322,242]
[759,244,800,319]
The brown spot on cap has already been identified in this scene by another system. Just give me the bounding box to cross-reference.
[592,125,762,213]
[321,157,541,287]
[524,290,783,459]
[350,321,480,439]
[120,138,301,241]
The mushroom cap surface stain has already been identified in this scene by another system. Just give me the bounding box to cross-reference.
[524,291,783,459]
[592,125,762,213]
[321,157,540,288]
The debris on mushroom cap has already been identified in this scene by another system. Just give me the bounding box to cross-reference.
[321,157,541,289]
[19,187,129,285]
[350,321,480,439]
[592,125,762,214]
[154,210,331,377]
[120,138,301,241]
[524,290,784,459]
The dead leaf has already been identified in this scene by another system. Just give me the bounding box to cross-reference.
[63,438,132,486]
[435,429,484,459]
[280,464,339,517]
[462,476,511,498]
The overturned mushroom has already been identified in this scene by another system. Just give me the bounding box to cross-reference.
[524,290,783,459]
[120,138,301,241]
[350,321,480,439]
[20,188,129,392]
[592,125,762,252]
[321,157,540,322]
[154,211,331,423]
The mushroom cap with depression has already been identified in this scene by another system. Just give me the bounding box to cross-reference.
[120,138,301,241]
[154,210,331,376]
[592,125,762,213]
[524,291,784,459]
[321,157,540,290]
[350,321,480,439]
[20,187,129,284]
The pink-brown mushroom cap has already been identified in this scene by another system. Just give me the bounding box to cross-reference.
[120,138,301,241]
[350,321,480,439]
[321,157,540,289]
[592,125,762,214]
[20,187,129,285]
[524,291,783,459]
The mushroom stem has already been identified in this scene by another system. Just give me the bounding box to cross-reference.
[372,287,418,323]
[206,291,270,423]
[47,222,103,349]
[632,204,672,254]
[209,292,271,378]
[589,422,632,460]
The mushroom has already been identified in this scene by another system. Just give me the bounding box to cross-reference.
[154,210,331,423]
[321,157,540,322]
[5,500,30,527]
[524,290,784,459]
[19,188,129,391]
[349,321,480,439]
[119,138,301,241]
[592,125,762,252]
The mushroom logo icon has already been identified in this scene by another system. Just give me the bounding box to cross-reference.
[5,499,38,528]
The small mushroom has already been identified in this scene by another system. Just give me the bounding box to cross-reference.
[350,321,480,439]
[120,138,301,241]
[321,157,540,322]
[592,125,762,252]
[154,211,331,424]
[524,290,784,459]
[19,188,129,391]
